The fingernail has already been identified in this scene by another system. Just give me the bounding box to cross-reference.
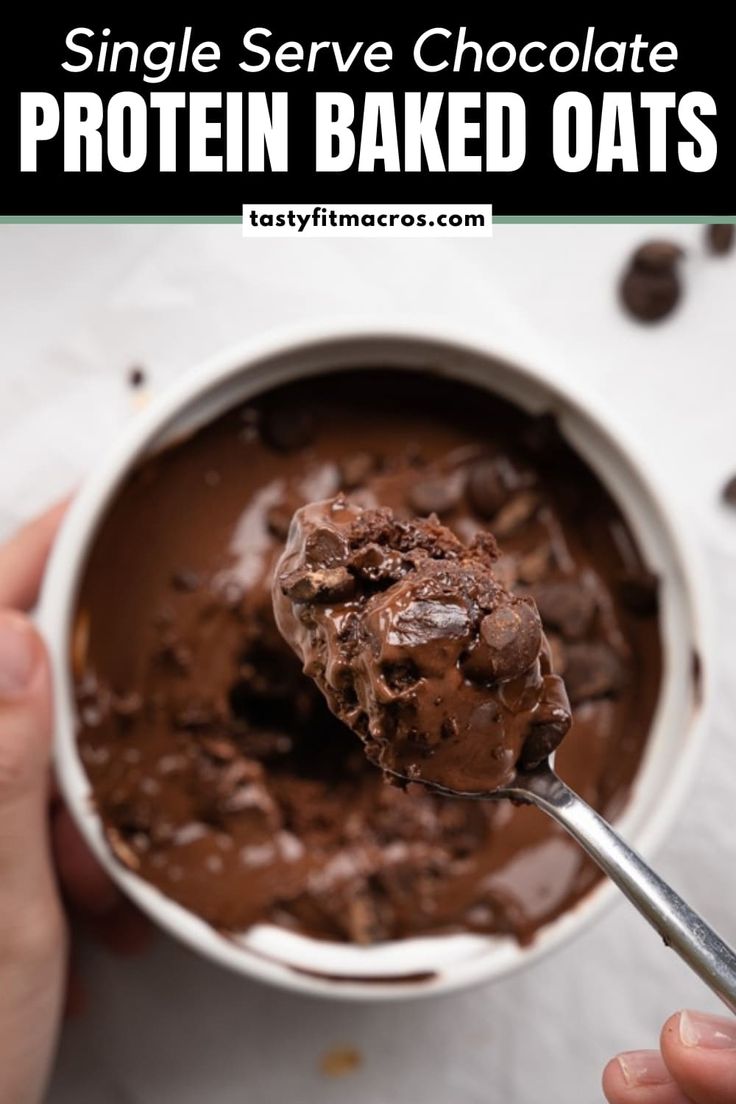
[0,613,40,699]
[679,1009,736,1050]
[617,1051,671,1087]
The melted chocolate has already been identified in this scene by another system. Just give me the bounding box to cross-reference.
[72,370,661,944]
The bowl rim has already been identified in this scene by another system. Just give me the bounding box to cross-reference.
[39,318,713,1001]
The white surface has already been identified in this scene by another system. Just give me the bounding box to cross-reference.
[1,225,735,1101]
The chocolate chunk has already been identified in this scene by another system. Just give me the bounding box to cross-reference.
[722,474,736,507]
[304,526,348,568]
[533,580,596,640]
[281,565,355,604]
[466,458,513,519]
[408,475,461,517]
[563,642,626,703]
[464,600,542,683]
[339,452,377,489]
[128,367,146,389]
[349,542,404,584]
[620,240,683,322]
[617,570,660,617]
[706,224,734,255]
[481,601,542,677]
[261,405,315,452]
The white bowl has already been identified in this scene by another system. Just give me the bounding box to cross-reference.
[40,322,710,1001]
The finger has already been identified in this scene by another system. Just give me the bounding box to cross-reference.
[0,499,68,611]
[0,612,66,1104]
[52,805,121,917]
[660,1011,736,1104]
[602,1052,691,1104]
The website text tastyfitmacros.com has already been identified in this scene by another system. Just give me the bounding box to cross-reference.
[241,205,493,237]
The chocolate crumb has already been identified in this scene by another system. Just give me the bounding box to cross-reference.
[722,474,736,507]
[128,367,146,389]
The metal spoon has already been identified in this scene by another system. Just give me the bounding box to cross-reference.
[423,759,736,1014]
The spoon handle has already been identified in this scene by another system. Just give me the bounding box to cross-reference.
[516,766,736,1014]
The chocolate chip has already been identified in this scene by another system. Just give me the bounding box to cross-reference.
[722,474,736,507]
[261,405,315,452]
[706,224,734,255]
[128,367,146,389]
[408,476,461,517]
[616,570,660,617]
[466,458,513,519]
[304,526,349,568]
[563,642,626,703]
[349,542,404,584]
[171,568,200,593]
[281,565,355,604]
[620,241,683,322]
[339,452,377,490]
[533,580,596,640]
[463,599,541,684]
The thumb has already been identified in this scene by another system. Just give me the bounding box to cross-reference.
[0,611,66,1104]
[0,611,57,912]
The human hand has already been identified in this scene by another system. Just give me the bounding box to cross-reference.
[0,504,150,1104]
[604,1009,736,1103]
